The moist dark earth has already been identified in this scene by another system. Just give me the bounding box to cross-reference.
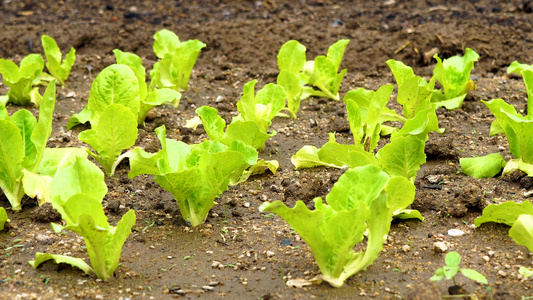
[2,0,533,299]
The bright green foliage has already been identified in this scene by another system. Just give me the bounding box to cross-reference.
[41,35,76,85]
[510,214,533,253]
[68,54,181,128]
[151,29,206,91]
[259,165,415,287]
[301,39,350,101]
[196,105,272,151]
[79,104,138,176]
[376,135,426,183]
[460,153,506,178]
[431,251,488,285]
[277,40,307,118]
[29,156,135,281]
[0,81,56,211]
[482,98,533,175]
[475,201,533,253]
[128,126,257,227]
[0,54,45,106]
[432,48,479,109]
[507,62,533,116]
[233,80,287,138]
[0,207,9,230]
[68,64,140,128]
[386,59,440,112]
[474,200,533,227]
[114,49,181,126]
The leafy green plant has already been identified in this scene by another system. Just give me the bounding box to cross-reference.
[276,40,306,118]
[431,251,488,285]
[0,54,45,106]
[432,48,479,109]
[0,81,56,211]
[301,39,350,101]
[475,201,533,252]
[29,156,136,281]
[41,35,76,86]
[128,126,257,227]
[150,29,206,91]
[68,50,181,128]
[79,104,138,176]
[259,165,415,287]
[0,207,9,230]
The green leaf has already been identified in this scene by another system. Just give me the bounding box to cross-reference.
[445,251,461,268]
[171,39,207,91]
[29,81,56,172]
[326,165,389,210]
[85,64,140,127]
[139,88,181,125]
[37,147,89,176]
[364,84,394,151]
[433,48,479,105]
[0,207,9,230]
[29,252,93,275]
[507,61,533,75]
[277,40,306,74]
[509,214,533,253]
[430,268,445,281]
[474,200,533,227]
[153,29,180,59]
[21,170,52,205]
[459,268,488,284]
[386,176,416,218]
[230,159,278,185]
[460,153,506,178]
[0,54,44,106]
[49,156,107,214]
[10,109,37,168]
[0,120,24,211]
[79,104,138,176]
[377,135,426,182]
[519,266,533,278]
[277,70,303,118]
[114,49,147,102]
[42,35,76,85]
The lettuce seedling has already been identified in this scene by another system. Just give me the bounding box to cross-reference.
[259,165,415,287]
[151,29,206,91]
[432,48,479,109]
[29,156,136,281]
[507,61,533,116]
[41,35,76,86]
[68,50,181,128]
[475,201,533,252]
[234,80,287,133]
[0,54,45,106]
[196,106,279,183]
[79,104,138,177]
[479,98,533,175]
[431,251,488,285]
[277,40,307,118]
[0,81,56,211]
[300,39,350,101]
[128,126,257,227]
[0,207,9,230]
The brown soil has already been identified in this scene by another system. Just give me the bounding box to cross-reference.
[1,0,533,299]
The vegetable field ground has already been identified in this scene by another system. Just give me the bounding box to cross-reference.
[2,0,533,299]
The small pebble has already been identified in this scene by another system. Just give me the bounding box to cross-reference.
[482,255,490,262]
[498,270,507,277]
[448,229,465,237]
[433,242,448,253]
[202,286,214,291]
[208,281,220,286]
[266,251,275,257]
[402,245,411,252]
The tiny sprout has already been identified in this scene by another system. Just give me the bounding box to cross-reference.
[431,251,488,286]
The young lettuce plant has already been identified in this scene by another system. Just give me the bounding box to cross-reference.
[474,201,533,252]
[300,39,350,101]
[432,48,479,109]
[259,165,415,287]
[0,81,56,211]
[41,35,76,86]
[151,29,206,91]
[68,50,181,128]
[79,104,139,177]
[276,40,307,118]
[0,54,45,106]
[195,106,279,184]
[128,126,257,227]
[29,156,136,281]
